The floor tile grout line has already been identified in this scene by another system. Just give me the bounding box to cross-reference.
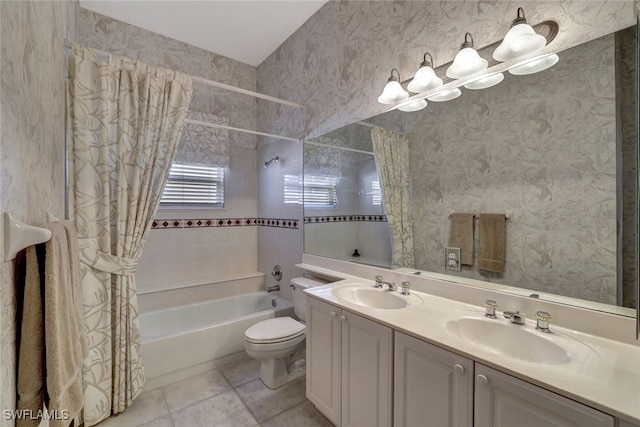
[159,387,176,427]
[161,368,234,417]
[259,399,310,426]
[231,384,263,426]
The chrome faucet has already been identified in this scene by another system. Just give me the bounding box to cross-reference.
[374,275,397,291]
[503,310,526,325]
[266,284,280,293]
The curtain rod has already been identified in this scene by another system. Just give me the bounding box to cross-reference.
[303,140,374,155]
[183,119,301,143]
[64,40,304,109]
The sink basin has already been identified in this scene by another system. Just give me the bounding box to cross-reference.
[446,316,593,365]
[332,284,415,309]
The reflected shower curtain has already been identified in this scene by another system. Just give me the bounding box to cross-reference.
[371,126,415,268]
[66,45,193,426]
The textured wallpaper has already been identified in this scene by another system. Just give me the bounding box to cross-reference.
[257,1,634,141]
[0,1,68,423]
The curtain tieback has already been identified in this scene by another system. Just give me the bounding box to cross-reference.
[78,239,138,276]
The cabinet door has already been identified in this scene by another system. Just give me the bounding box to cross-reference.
[341,310,393,427]
[306,298,342,425]
[475,364,614,427]
[394,332,473,427]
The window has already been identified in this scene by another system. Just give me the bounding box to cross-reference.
[284,174,338,208]
[372,180,382,206]
[160,163,225,208]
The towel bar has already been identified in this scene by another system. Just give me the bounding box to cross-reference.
[3,212,52,261]
[449,211,512,220]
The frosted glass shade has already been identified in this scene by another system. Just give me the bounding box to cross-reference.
[407,66,443,93]
[377,80,409,104]
[446,47,488,79]
[463,72,504,90]
[509,53,559,75]
[427,88,462,102]
[398,99,427,112]
[493,23,547,62]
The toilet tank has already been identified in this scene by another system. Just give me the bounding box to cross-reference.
[291,277,325,322]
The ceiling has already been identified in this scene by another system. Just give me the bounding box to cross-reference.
[79,0,329,67]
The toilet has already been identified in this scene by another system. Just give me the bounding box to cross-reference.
[244,277,324,389]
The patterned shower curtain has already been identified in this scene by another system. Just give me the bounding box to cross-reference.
[66,45,193,426]
[371,126,415,269]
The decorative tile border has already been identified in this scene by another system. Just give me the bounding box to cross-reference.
[304,215,387,223]
[151,218,299,230]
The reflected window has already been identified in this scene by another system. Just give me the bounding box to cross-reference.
[285,174,338,208]
[372,180,382,206]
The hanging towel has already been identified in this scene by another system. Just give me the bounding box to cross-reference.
[449,213,475,266]
[17,245,46,427]
[42,222,85,427]
[478,214,506,273]
[17,222,85,427]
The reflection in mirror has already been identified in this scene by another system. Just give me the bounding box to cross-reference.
[303,123,392,268]
[304,25,637,316]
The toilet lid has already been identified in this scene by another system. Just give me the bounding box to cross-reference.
[245,317,305,343]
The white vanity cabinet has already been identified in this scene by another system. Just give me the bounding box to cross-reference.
[306,297,393,427]
[394,332,474,427]
[474,364,614,427]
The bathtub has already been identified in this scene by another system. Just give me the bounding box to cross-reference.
[140,292,294,389]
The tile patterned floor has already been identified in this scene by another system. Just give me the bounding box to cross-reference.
[96,359,334,427]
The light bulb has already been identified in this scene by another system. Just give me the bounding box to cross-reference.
[427,88,462,102]
[493,8,547,62]
[407,53,443,93]
[463,72,504,90]
[377,69,409,104]
[508,53,559,75]
[446,34,488,79]
[398,99,427,112]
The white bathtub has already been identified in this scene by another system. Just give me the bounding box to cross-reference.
[140,292,294,389]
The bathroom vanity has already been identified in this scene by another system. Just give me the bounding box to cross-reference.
[300,259,640,427]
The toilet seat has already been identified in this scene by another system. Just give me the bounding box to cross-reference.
[245,317,305,344]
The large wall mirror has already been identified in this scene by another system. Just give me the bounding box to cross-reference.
[303,23,638,318]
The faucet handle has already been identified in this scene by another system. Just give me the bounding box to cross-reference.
[484,299,497,318]
[400,281,411,295]
[535,311,551,333]
[374,275,384,288]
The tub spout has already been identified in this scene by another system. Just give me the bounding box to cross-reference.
[267,285,280,293]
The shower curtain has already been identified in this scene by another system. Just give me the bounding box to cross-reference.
[66,45,193,426]
[371,126,415,269]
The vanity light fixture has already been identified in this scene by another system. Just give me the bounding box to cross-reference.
[377,68,409,104]
[376,9,559,110]
[446,33,488,79]
[508,53,559,75]
[493,8,547,62]
[463,72,505,90]
[407,53,443,93]
[397,98,428,112]
[427,87,462,102]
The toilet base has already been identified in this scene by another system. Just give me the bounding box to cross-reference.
[258,346,306,389]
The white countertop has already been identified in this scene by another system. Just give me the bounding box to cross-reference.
[303,269,640,425]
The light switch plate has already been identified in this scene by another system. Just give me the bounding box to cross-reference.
[445,247,461,271]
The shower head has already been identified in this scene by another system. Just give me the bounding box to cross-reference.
[264,156,280,168]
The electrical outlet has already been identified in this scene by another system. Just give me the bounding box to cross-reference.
[445,247,461,271]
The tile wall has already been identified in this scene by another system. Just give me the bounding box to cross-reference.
[257,140,305,301]
[136,146,259,295]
